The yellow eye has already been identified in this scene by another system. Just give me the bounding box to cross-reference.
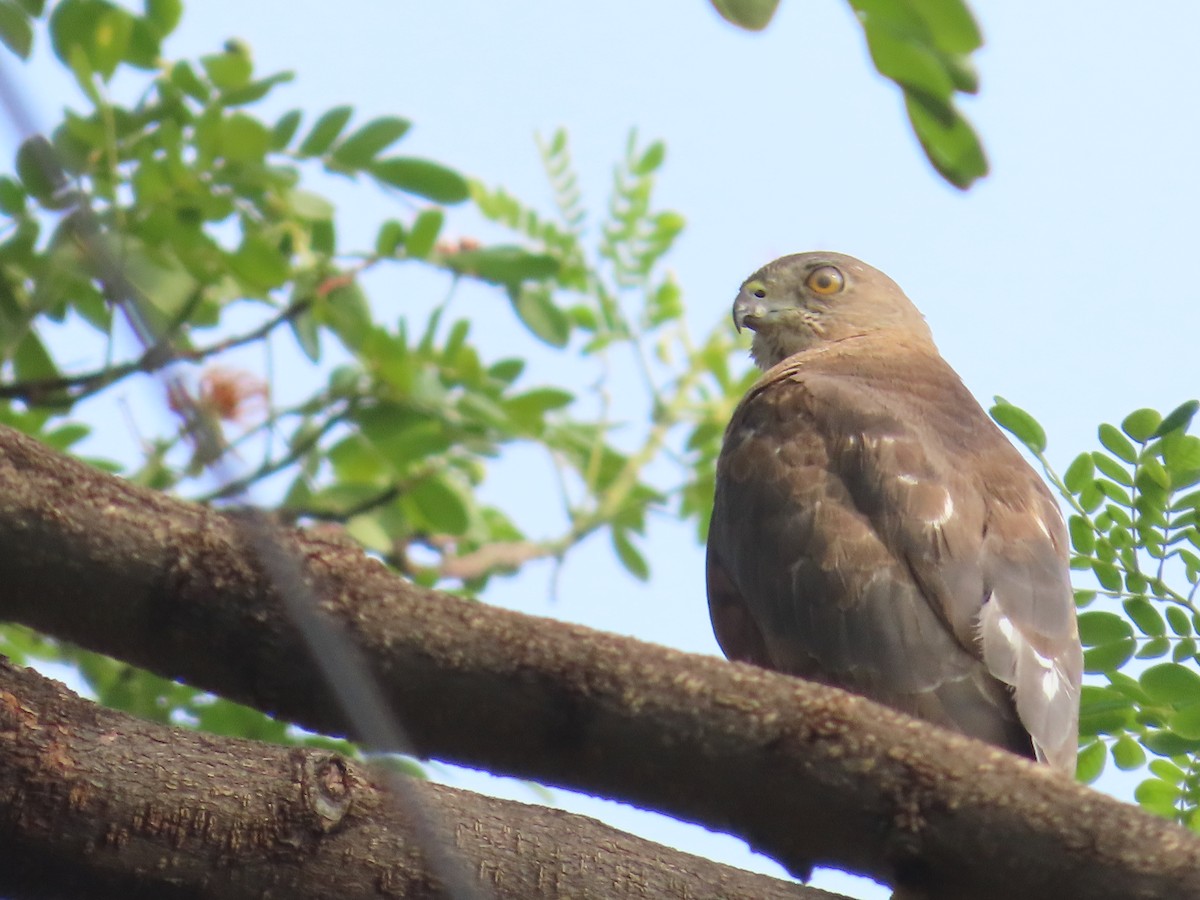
[805,266,844,296]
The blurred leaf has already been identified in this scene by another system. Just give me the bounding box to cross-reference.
[369,157,469,204]
[611,528,650,581]
[299,104,353,156]
[332,116,411,168]
[1135,776,1181,817]
[709,0,779,30]
[405,208,443,259]
[145,0,182,36]
[632,140,666,175]
[510,285,570,348]
[201,47,251,91]
[443,246,559,286]
[230,234,289,291]
[270,109,302,149]
[1170,705,1200,741]
[0,1,33,58]
[16,135,64,204]
[409,475,470,535]
[1076,739,1106,782]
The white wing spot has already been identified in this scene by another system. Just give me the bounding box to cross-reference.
[1033,516,1053,541]
[897,473,920,486]
[1041,668,1062,703]
[929,490,955,525]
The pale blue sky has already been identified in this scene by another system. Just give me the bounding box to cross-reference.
[7,2,1199,897]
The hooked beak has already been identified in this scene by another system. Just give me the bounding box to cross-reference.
[733,288,769,333]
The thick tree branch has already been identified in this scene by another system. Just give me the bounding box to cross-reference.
[0,659,829,900]
[1,423,1199,898]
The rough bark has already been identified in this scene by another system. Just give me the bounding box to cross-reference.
[1,423,1198,898]
[0,659,832,900]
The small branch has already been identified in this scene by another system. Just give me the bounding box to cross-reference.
[0,299,312,404]
[197,403,351,503]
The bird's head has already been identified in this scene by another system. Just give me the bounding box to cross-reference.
[733,251,935,370]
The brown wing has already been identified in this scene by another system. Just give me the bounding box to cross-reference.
[707,339,1081,769]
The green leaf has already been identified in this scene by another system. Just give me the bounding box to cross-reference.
[1068,515,1095,554]
[611,528,650,581]
[409,475,470,535]
[1078,610,1134,645]
[1123,408,1163,442]
[708,0,780,30]
[405,209,443,259]
[906,0,982,54]
[288,309,320,362]
[443,246,560,286]
[990,399,1046,454]
[1099,423,1138,463]
[299,105,353,156]
[505,388,573,431]
[1135,776,1181,816]
[632,140,666,175]
[1075,739,1106,782]
[1123,597,1166,637]
[375,219,405,257]
[1111,734,1146,771]
[218,112,269,164]
[220,71,293,107]
[1090,559,1122,593]
[1136,637,1170,660]
[145,0,182,36]
[1143,729,1200,758]
[0,1,33,58]
[863,17,954,99]
[1154,400,1199,438]
[1170,705,1200,741]
[1079,612,1135,672]
[16,135,64,204]
[1063,453,1094,494]
[286,189,334,221]
[1140,662,1200,705]
[1149,758,1186,783]
[270,109,303,150]
[369,157,469,204]
[510,285,570,348]
[1164,435,1200,484]
[230,234,289,291]
[903,91,987,190]
[332,116,411,168]
[1093,452,1132,486]
[42,422,90,451]
[1167,606,1193,637]
[201,48,251,91]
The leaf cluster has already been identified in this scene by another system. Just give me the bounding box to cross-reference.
[995,399,1200,827]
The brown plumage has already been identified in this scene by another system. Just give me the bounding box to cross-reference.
[707,251,1082,771]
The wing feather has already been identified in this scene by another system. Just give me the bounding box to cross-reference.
[707,338,1081,769]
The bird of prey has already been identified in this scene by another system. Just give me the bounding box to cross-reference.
[706,251,1082,771]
